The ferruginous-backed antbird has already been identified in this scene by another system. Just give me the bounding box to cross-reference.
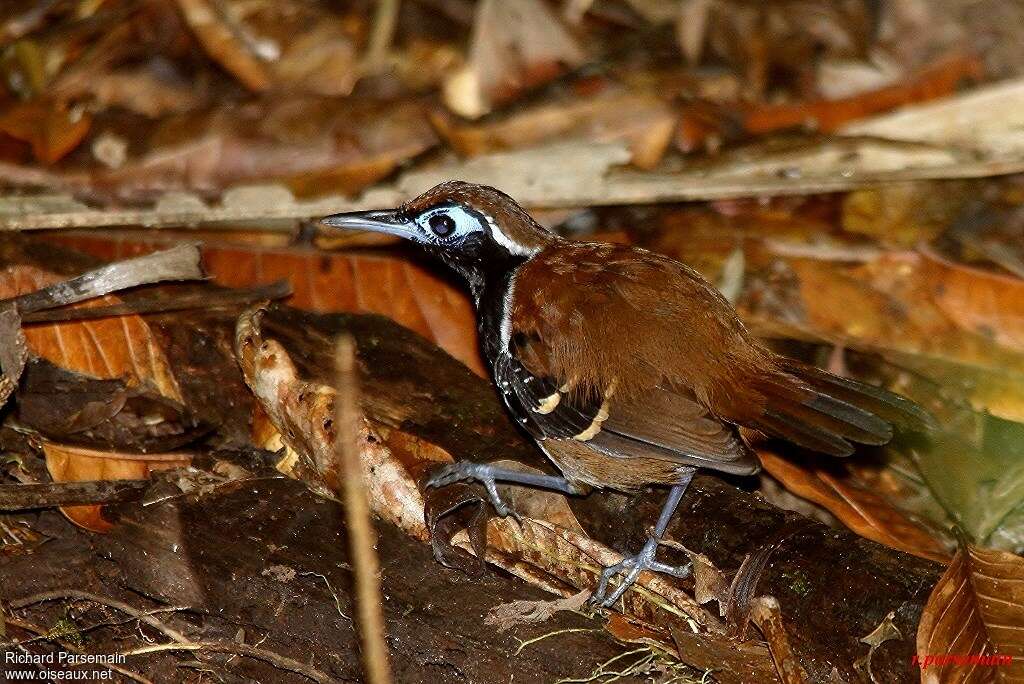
[321,181,934,607]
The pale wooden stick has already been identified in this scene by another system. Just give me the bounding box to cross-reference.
[335,336,392,684]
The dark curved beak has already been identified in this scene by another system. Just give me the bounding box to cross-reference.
[320,209,419,241]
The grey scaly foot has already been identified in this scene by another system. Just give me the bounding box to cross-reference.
[426,461,521,520]
[589,535,693,608]
[588,471,696,608]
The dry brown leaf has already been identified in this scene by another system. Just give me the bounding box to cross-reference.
[174,0,357,96]
[483,589,589,631]
[433,90,676,170]
[856,610,902,682]
[842,182,971,247]
[758,447,951,562]
[0,101,91,164]
[87,98,437,199]
[924,249,1024,355]
[56,68,207,118]
[43,443,191,532]
[743,253,1024,421]
[174,0,272,92]
[917,543,1024,683]
[686,549,729,611]
[668,623,780,684]
[444,0,585,118]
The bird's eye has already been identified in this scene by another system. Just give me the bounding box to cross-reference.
[428,213,456,237]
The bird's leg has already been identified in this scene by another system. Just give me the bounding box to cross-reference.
[590,468,696,608]
[426,461,583,520]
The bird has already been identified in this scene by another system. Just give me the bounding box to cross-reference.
[321,180,935,607]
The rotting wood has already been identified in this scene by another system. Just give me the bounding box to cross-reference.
[0,480,149,510]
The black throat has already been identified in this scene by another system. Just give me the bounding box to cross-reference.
[429,238,528,362]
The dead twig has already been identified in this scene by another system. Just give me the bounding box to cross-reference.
[336,336,392,684]
[22,279,291,324]
[121,641,338,684]
[362,0,401,73]
[1,243,205,315]
[3,616,155,684]
[7,590,192,644]
[0,480,149,510]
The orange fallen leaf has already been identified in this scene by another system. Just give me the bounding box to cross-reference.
[0,264,186,531]
[44,443,191,533]
[432,90,677,170]
[1,265,183,400]
[758,447,951,563]
[174,0,272,92]
[0,101,92,164]
[444,0,584,118]
[923,248,1024,354]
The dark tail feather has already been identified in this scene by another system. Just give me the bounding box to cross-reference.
[778,358,938,432]
[746,359,934,457]
[749,410,856,457]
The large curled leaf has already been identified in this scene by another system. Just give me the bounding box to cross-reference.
[917,542,1024,683]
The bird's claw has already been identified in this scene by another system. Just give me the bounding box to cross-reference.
[589,536,692,608]
[426,462,521,522]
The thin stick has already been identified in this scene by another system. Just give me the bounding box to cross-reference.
[120,642,337,684]
[7,590,191,644]
[21,279,291,323]
[1,243,205,315]
[335,336,392,684]
[0,480,149,510]
[363,0,400,72]
[3,616,155,684]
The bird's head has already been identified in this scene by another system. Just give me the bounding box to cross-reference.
[321,181,554,292]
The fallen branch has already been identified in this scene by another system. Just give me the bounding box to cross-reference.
[22,279,290,323]
[8,590,191,644]
[3,616,155,684]
[0,480,149,510]
[120,641,339,684]
[1,243,205,314]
